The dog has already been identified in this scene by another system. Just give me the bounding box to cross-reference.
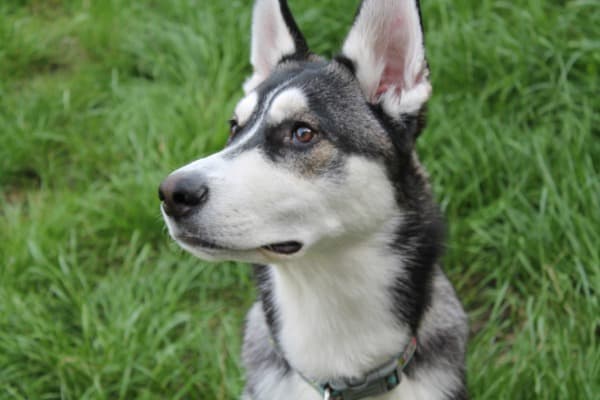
[159,0,468,398]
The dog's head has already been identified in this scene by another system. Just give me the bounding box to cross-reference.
[159,0,433,264]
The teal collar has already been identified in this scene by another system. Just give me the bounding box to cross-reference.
[270,336,418,400]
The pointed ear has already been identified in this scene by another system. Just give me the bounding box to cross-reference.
[244,0,309,93]
[341,0,431,116]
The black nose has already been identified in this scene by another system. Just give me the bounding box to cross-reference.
[158,172,209,218]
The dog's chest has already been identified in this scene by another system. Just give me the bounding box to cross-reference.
[269,245,410,381]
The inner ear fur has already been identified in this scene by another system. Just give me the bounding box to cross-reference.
[244,0,309,93]
[341,0,431,116]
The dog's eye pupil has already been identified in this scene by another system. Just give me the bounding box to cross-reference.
[293,126,314,144]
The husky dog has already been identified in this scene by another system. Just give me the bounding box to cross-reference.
[159,0,468,398]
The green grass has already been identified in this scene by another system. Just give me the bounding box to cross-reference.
[0,0,598,398]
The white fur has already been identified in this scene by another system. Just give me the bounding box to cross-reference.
[380,81,432,116]
[229,89,279,151]
[234,91,259,126]
[244,270,466,400]
[394,369,461,399]
[271,221,409,380]
[244,0,297,93]
[342,0,431,115]
[165,153,400,266]
[245,265,465,400]
[267,87,308,125]
[252,369,318,400]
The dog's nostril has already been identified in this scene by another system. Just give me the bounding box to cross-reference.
[172,185,208,207]
[158,187,165,201]
[198,186,209,203]
[172,190,186,205]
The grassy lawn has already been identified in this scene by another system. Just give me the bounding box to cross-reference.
[0,0,598,398]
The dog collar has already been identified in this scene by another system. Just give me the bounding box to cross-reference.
[270,336,418,400]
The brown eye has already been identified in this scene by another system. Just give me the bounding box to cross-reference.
[292,125,315,145]
[228,118,239,138]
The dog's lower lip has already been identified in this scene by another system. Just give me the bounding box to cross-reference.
[177,235,302,255]
[261,241,303,255]
[178,235,225,250]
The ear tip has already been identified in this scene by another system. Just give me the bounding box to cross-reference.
[247,0,309,89]
[253,0,287,13]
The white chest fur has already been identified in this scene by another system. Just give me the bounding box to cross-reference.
[248,262,463,400]
[270,233,411,382]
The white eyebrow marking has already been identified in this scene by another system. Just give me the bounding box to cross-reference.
[224,79,293,155]
[234,91,259,126]
[267,88,308,125]
[225,89,278,152]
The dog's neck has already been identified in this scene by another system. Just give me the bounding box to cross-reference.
[263,227,412,381]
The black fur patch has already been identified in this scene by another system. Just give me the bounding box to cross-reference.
[391,205,445,331]
[368,103,426,153]
[252,264,280,334]
[278,0,310,60]
[333,54,356,75]
[352,0,367,24]
[450,384,469,400]
[414,0,426,45]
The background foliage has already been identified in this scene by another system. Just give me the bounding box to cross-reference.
[0,0,598,398]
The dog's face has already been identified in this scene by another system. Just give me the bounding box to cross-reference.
[160,0,431,264]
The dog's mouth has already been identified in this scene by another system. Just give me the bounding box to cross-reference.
[260,241,303,255]
[177,236,303,256]
[178,236,226,250]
